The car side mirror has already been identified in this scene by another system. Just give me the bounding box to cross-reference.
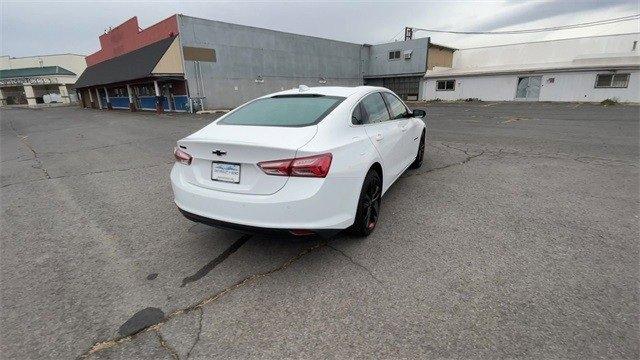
[412,109,426,118]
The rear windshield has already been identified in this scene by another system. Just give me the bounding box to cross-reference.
[217,95,344,127]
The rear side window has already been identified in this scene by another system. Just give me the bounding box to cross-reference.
[382,92,409,119]
[218,95,344,127]
[359,93,390,124]
[352,103,364,125]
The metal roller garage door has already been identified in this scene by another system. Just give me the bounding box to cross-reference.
[364,76,421,101]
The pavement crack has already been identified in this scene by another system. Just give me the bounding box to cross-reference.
[402,142,485,178]
[155,330,180,360]
[3,118,174,187]
[37,132,186,156]
[48,162,174,180]
[439,142,482,157]
[8,119,51,180]
[327,244,383,285]
[78,241,325,359]
[484,147,636,167]
[187,241,325,310]
[1,163,174,189]
[185,308,203,359]
[181,235,251,287]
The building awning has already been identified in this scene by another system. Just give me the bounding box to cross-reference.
[0,66,75,79]
[74,36,177,89]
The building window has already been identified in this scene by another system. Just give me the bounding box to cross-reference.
[595,73,629,88]
[388,50,401,60]
[135,84,155,96]
[436,79,455,91]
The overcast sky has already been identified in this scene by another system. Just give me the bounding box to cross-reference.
[1,0,638,57]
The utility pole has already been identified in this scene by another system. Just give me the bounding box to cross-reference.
[404,27,413,41]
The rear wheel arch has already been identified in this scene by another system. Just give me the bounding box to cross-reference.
[353,162,383,211]
[349,164,383,237]
[369,162,383,187]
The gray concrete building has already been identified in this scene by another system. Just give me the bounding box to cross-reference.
[178,15,365,108]
[75,15,453,111]
[362,38,429,100]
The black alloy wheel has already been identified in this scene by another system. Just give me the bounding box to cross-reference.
[350,170,382,237]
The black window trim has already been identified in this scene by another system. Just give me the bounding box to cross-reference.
[351,91,391,126]
[388,49,402,61]
[351,102,363,125]
[380,91,410,120]
[594,73,630,89]
[352,91,412,126]
[436,79,456,91]
[379,92,394,121]
[217,94,346,128]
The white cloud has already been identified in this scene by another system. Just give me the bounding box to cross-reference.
[1,0,638,57]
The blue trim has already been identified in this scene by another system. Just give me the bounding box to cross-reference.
[173,96,189,111]
[137,95,190,112]
[138,96,156,110]
[110,97,130,109]
[161,96,170,110]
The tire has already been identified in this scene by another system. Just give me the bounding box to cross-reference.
[349,169,382,237]
[410,130,425,169]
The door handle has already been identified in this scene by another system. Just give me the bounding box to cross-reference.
[400,125,408,132]
[374,133,383,141]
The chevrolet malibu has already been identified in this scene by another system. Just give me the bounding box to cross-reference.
[171,86,426,237]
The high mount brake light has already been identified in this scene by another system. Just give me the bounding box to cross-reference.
[258,153,332,178]
[173,147,192,165]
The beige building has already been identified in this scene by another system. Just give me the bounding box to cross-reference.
[0,54,86,106]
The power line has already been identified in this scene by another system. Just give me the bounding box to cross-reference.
[413,14,639,35]
[395,14,639,38]
[389,28,406,42]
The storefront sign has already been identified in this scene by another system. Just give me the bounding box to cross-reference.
[0,77,57,86]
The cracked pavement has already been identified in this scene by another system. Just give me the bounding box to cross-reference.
[1,102,638,359]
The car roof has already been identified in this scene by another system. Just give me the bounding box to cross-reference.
[264,85,389,99]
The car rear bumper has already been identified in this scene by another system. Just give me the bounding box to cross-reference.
[171,164,361,232]
[177,208,342,238]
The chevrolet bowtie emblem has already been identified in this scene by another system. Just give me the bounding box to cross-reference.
[212,150,227,156]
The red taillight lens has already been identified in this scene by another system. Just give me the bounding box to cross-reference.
[257,153,332,178]
[291,153,332,177]
[173,147,192,165]
[257,158,293,176]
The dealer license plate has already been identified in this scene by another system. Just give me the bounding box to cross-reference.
[211,162,240,183]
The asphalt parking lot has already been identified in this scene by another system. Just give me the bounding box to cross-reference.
[1,102,638,359]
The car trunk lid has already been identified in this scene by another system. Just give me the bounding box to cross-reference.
[177,124,317,195]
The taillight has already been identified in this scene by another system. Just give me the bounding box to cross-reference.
[173,147,192,165]
[291,153,332,177]
[258,153,332,178]
[256,158,292,176]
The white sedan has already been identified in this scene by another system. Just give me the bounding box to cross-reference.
[171,86,426,237]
